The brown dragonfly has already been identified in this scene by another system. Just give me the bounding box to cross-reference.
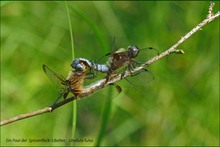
[43,61,94,104]
[43,59,121,105]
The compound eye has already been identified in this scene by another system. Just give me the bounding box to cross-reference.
[71,59,80,68]
[71,59,85,71]
[128,45,139,58]
[75,63,85,71]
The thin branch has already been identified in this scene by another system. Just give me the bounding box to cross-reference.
[0,107,52,126]
[1,2,219,126]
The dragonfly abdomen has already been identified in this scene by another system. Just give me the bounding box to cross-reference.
[94,64,109,73]
[78,79,106,98]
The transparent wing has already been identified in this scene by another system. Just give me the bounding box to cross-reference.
[42,64,66,89]
[124,67,155,93]
[135,47,159,63]
[43,64,71,104]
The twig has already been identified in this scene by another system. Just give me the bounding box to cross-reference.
[1,2,219,126]
[0,107,52,126]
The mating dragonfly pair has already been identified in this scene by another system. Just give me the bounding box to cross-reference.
[43,45,158,105]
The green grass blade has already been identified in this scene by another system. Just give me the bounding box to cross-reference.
[65,1,77,141]
[68,4,109,52]
[95,86,114,146]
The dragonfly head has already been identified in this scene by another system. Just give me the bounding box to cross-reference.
[71,58,92,71]
[128,45,140,58]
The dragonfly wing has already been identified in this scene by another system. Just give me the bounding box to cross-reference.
[43,64,71,104]
[43,64,66,89]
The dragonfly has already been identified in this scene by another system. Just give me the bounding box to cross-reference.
[71,45,158,80]
[43,61,97,105]
[43,60,121,105]
[106,45,144,76]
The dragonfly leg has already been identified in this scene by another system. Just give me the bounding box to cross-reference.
[51,91,64,106]
[85,68,97,79]
[86,74,97,79]
[120,61,140,79]
[51,88,70,106]
[120,66,128,79]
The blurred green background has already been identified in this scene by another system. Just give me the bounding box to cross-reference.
[1,1,219,146]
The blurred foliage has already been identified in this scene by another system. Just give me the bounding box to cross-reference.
[1,1,219,146]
